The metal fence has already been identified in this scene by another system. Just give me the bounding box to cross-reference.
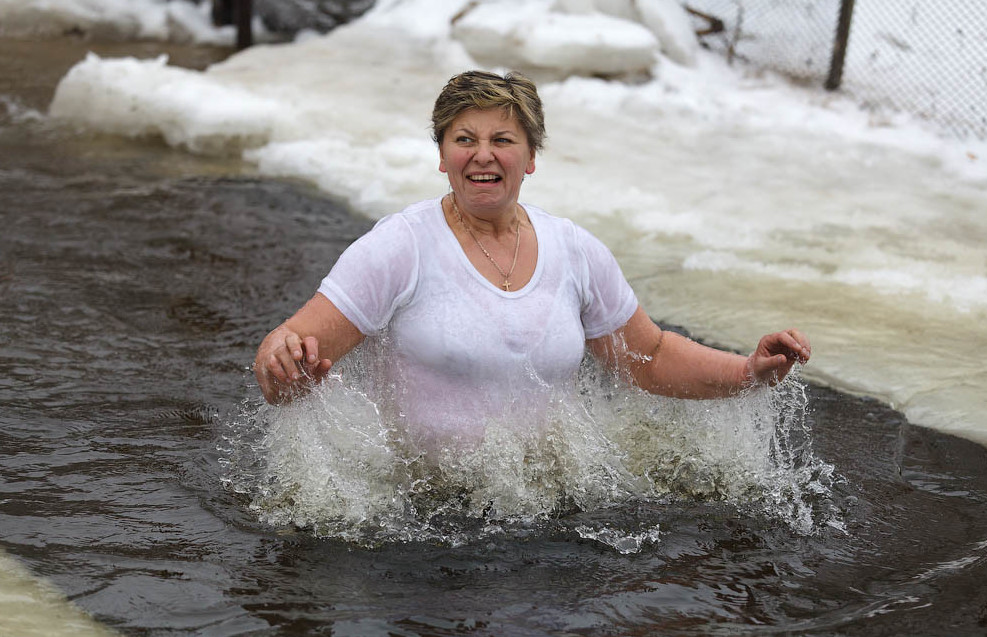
[684,0,987,140]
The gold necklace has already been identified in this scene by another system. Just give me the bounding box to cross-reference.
[450,194,521,291]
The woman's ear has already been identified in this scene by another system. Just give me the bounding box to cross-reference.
[439,150,447,174]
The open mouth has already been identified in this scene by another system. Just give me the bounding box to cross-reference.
[468,174,502,184]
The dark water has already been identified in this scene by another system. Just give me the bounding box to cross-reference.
[3,44,987,637]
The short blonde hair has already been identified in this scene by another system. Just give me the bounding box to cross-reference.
[431,70,546,152]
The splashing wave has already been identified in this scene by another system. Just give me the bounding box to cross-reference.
[220,340,839,549]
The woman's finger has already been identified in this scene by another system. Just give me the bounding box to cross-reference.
[265,352,293,384]
[784,329,811,357]
[769,330,809,362]
[309,357,334,381]
[301,336,320,364]
[272,346,303,381]
[284,331,304,362]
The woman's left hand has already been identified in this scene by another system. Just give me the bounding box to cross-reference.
[746,329,812,387]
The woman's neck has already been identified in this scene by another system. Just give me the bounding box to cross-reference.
[448,193,519,238]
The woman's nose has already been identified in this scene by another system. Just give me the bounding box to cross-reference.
[473,141,495,163]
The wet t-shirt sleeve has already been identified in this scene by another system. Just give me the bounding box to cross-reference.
[317,214,419,335]
[574,224,638,339]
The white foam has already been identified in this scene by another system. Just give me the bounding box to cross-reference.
[1,94,45,124]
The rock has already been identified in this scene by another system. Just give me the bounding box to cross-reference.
[251,0,375,36]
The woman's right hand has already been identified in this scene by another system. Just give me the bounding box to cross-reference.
[254,326,334,404]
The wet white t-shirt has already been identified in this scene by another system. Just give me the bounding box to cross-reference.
[318,197,638,442]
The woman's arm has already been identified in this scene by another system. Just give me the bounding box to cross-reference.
[587,306,811,399]
[254,293,365,404]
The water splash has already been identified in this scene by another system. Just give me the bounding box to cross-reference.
[574,524,663,555]
[221,341,839,549]
[0,95,45,126]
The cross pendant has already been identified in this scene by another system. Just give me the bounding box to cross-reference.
[502,280,511,291]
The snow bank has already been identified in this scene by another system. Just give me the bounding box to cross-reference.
[553,0,698,66]
[453,1,658,77]
[449,0,701,77]
[49,53,282,153]
[0,0,239,44]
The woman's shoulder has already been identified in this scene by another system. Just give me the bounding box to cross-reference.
[522,203,578,235]
[522,203,597,248]
[394,197,442,223]
[363,198,441,237]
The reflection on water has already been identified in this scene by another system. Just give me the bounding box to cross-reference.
[3,39,987,637]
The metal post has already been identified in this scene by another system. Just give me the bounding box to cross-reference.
[211,0,233,26]
[235,0,253,50]
[826,0,856,90]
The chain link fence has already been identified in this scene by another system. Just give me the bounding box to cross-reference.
[684,0,987,140]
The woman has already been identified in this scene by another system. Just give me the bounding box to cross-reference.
[254,70,810,436]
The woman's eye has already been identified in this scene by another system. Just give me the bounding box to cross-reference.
[456,136,473,144]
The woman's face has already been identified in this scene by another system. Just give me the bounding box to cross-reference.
[439,107,536,219]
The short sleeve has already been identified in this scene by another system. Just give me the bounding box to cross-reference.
[575,224,639,339]
[317,214,419,335]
